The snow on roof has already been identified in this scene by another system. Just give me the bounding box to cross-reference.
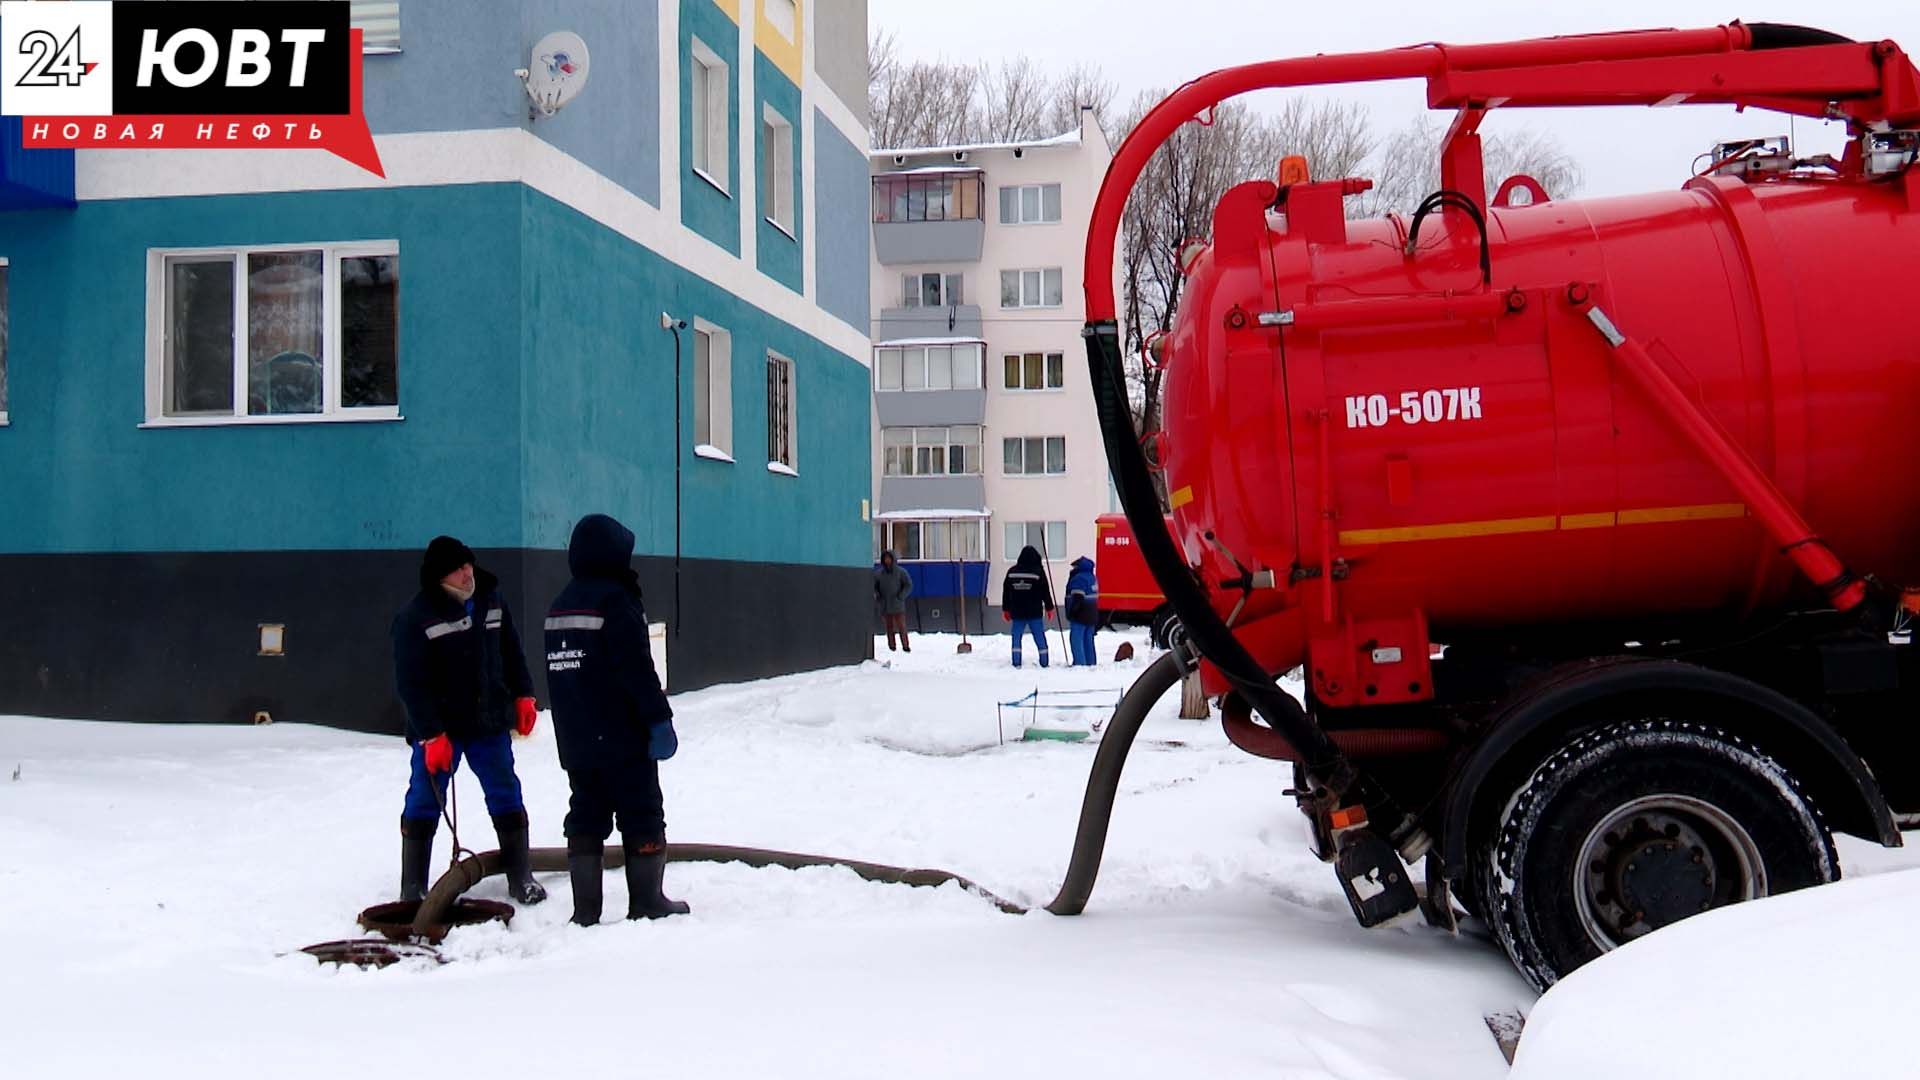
[874,508,991,520]
[873,336,987,348]
[876,164,986,176]
[871,127,1081,160]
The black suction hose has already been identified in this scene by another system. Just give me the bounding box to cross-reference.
[412,654,1186,935]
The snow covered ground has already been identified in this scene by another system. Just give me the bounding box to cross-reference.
[9,628,1902,1077]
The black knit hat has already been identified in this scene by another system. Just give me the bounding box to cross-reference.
[420,535,476,590]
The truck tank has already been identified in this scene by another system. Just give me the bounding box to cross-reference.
[1166,166,1920,704]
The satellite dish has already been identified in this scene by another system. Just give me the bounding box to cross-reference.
[524,31,590,117]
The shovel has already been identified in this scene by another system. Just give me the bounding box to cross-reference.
[955,557,973,653]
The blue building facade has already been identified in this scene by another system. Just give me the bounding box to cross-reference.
[0,0,874,730]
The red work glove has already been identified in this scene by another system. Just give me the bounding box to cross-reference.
[422,734,453,775]
[1002,611,1012,623]
[515,697,538,737]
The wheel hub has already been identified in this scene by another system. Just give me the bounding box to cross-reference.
[1573,794,1767,952]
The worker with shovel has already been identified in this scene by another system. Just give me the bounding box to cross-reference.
[391,536,548,907]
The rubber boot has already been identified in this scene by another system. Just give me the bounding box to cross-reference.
[623,838,690,919]
[492,809,548,905]
[399,817,437,902]
[568,838,604,927]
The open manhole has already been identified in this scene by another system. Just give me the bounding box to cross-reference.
[357,898,516,943]
[302,938,447,968]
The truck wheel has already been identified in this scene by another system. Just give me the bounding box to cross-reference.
[1475,718,1835,990]
[1149,606,1187,652]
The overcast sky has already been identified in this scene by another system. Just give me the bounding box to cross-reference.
[867,0,1920,198]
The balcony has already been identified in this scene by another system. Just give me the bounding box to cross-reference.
[872,341,986,426]
[876,304,983,342]
[872,168,985,265]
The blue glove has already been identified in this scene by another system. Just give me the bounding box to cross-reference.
[648,720,678,761]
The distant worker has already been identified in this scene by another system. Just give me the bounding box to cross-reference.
[392,536,547,907]
[1001,545,1056,668]
[544,514,690,925]
[874,549,915,652]
[1065,555,1100,667]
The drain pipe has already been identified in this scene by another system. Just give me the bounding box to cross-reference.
[408,653,1185,938]
[662,313,687,639]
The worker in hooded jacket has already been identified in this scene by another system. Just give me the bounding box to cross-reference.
[874,549,914,652]
[1000,545,1057,668]
[391,535,547,906]
[1065,556,1100,666]
[544,513,690,925]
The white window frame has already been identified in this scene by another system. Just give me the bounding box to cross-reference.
[350,1,402,55]
[692,318,734,461]
[764,0,798,42]
[766,350,796,474]
[0,255,9,426]
[881,425,983,477]
[140,241,401,427]
[998,183,1062,225]
[761,104,795,236]
[689,37,730,194]
[1004,520,1067,561]
[873,343,983,392]
[999,267,1064,309]
[1002,434,1067,476]
[882,518,985,562]
[1002,350,1066,392]
[900,272,963,308]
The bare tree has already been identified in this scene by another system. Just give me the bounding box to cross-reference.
[1360,112,1583,215]
[1045,63,1118,139]
[979,57,1052,143]
[869,52,982,149]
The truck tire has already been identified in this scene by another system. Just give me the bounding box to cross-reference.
[1475,718,1836,991]
[1149,605,1187,652]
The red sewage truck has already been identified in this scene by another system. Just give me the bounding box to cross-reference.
[1084,21,1920,987]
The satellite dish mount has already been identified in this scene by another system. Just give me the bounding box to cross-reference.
[518,31,591,119]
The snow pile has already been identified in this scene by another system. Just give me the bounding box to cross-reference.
[1512,863,1920,1078]
[2,629,1530,1078]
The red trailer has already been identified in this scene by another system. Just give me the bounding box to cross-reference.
[1083,22,1920,988]
[1093,513,1182,648]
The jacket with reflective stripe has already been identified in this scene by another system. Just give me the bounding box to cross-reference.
[390,570,533,743]
[543,575,672,771]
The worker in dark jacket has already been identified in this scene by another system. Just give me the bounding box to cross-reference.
[1065,556,1100,666]
[392,535,547,906]
[544,513,689,925]
[1000,545,1056,668]
[874,549,914,652]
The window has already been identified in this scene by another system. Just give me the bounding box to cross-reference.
[872,172,983,223]
[999,268,1064,309]
[873,343,983,391]
[1002,435,1066,475]
[764,0,797,41]
[0,258,8,423]
[689,38,729,190]
[900,273,963,308]
[998,183,1062,224]
[1004,521,1067,560]
[692,320,733,459]
[350,1,401,54]
[766,351,794,472]
[146,243,398,422]
[882,425,983,477]
[1002,351,1065,391]
[882,519,986,561]
[761,105,795,234]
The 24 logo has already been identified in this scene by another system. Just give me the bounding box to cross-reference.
[15,27,99,88]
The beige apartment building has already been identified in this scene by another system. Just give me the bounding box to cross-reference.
[868,108,1118,631]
